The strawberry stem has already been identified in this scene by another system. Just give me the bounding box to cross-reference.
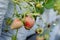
[16,29,18,37]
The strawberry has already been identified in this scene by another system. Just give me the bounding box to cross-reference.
[23,15,35,30]
[36,3,43,8]
[36,36,44,40]
[10,18,23,30]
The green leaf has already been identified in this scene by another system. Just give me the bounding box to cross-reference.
[44,0,55,9]
[36,7,44,14]
[54,0,60,14]
[5,18,12,25]
[15,13,20,17]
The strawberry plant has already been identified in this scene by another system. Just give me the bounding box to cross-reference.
[4,0,60,40]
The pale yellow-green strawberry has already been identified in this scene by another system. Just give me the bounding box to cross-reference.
[10,18,23,30]
[36,3,43,8]
[36,36,44,40]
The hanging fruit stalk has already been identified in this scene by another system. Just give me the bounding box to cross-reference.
[11,29,18,40]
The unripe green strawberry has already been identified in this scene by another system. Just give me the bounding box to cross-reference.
[10,18,23,30]
[36,3,43,8]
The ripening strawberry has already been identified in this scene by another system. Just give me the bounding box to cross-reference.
[24,16,35,30]
[10,18,23,30]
